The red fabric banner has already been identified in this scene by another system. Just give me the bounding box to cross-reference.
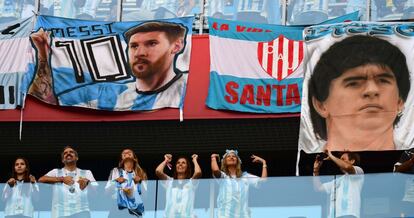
[0,35,299,122]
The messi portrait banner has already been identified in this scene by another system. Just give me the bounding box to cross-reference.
[205,12,359,114]
[299,22,414,152]
[0,16,35,109]
[22,15,193,111]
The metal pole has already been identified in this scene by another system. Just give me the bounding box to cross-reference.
[282,0,288,25]
[117,0,123,21]
[199,0,206,34]
[209,180,215,218]
[35,0,40,15]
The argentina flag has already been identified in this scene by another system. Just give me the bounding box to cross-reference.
[206,17,304,114]
[0,16,35,109]
[22,15,193,111]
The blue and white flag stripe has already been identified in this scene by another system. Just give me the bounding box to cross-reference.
[0,16,35,109]
[206,18,304,113]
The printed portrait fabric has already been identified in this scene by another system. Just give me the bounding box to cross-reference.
[299,22,414,152]
[206,12,359,114]
[22,15,193,111]
[0,16,35,109]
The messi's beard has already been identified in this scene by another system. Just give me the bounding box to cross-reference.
[131,51,171,81]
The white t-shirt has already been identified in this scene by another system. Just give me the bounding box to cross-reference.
[45,168,97,217]
[322,166,364,218]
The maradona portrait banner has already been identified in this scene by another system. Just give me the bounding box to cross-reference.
[21,15,193,111]
[299,22,414,152]
[0,16,35,109]
[206,12,359,113]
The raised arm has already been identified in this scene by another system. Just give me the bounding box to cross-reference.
[211,153,221,178]
[251,155,267,178]
[326,150,356,174]
[191,154,202,179]
[155,154,172,180]
[29,29,57,104]
[312,155,325,192]
[395,152,414,173]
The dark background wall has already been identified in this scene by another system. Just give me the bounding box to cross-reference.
[0,117,403,181]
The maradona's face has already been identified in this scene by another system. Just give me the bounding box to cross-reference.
[314,63,403,132]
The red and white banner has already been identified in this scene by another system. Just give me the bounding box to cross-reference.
[258,35,304,81]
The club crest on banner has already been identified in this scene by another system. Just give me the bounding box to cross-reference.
[257,35,304,81]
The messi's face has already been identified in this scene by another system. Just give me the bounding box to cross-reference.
[128,31,176,81]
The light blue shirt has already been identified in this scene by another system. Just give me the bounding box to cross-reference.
[215,171,260,218]
[163,176,198,218]
[3,180,39,217]
[46,168,97,217]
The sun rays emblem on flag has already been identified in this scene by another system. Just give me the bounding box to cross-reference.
[257,35,304,81]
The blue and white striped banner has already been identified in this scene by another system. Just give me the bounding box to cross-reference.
[22,15,194,111]
[0,16,34,109]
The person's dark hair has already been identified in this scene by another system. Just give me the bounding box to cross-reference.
[308,35,411,140]
[125,21,186,44]
[11,157,31,183]
[10,157,33,196]
[61,145,78,161]
[342,152,361,166]
[173,156,193,179]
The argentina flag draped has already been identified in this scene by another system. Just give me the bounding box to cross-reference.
[206,18,304,113]
[0,16,35,109]
[22,15,193,111]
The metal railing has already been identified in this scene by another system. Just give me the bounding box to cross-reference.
[0,173,412,217]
